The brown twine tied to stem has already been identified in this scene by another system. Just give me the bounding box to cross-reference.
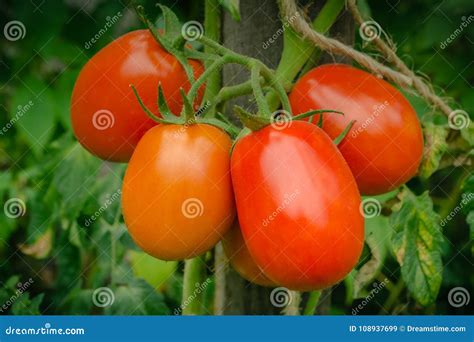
[281,0,455,117]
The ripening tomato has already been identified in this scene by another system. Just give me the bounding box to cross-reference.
[289,64,423,195]
[223,222,275,287]
[231,121,364,291]
[122,124,235,261]
[71,30,204,162]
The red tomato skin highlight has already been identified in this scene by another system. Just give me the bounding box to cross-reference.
[231,121,364,291]
[71,30,203,162]
[289,64,423,195]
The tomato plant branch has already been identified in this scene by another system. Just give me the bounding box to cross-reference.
[203,0,222,105]
[251,64,271,117]
[283,291,301,315]
[187,55,230,106]
[347,0,454,117]
[381,277,405,314]
[197,35,293,116]
[281,0,457,117]
[266,0,345,111]
[303,290,322,315]
[135,5,196,83]
[182,257,207,315]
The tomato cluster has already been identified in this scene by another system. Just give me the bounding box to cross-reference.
[71,31,423,291]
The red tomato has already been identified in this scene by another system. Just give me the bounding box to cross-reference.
[289,64,423,195]
[231,121,364,291]
[122,124,234,261]
[223,222,275,287]
[71,30,204,162]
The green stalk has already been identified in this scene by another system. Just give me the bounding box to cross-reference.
[381,278,404,314]
[267,0,345,110]
[303,290,321,315]
[198,36,292,118]
[182,257,207,315]
[251,64,271,116]
[203,0,221,111]
[188,56,229,104]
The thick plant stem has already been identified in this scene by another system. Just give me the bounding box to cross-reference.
[182,257,207,315]
[198,35,293,118]
[213,243,226,315]
[266,0,345,110]
[381,278,404,314]
[283,291,301,315]
[203,0,221,108]
[303,290,322,315]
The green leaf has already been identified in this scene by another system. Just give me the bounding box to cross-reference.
[25,193,53,244]
[467,211,474,257]
[11,293,44,315]
[419,122,448,179]
[460,122,474,147]
[10,76,57,155]
[353,216,391,297]
[51,143,101,219]
[390,188,444,306]
[104,279,170,315]
[218,0,241,21]
[157,4,183,42]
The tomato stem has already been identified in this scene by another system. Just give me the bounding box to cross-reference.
[303,290,322,315]
[182,257,207,315]
[333,120,356,145]
[251,64,271,117]
[233,106,270,131]
[283,291,301,315]
[203,0,222,108]
[266,0,345,111]
[187,55,229,107]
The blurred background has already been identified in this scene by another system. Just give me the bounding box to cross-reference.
[0,0,472,315]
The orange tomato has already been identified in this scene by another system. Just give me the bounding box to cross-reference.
[223,223,275,287]
[122,124,234,260]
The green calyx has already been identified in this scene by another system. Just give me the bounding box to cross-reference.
[130,84,239,137]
